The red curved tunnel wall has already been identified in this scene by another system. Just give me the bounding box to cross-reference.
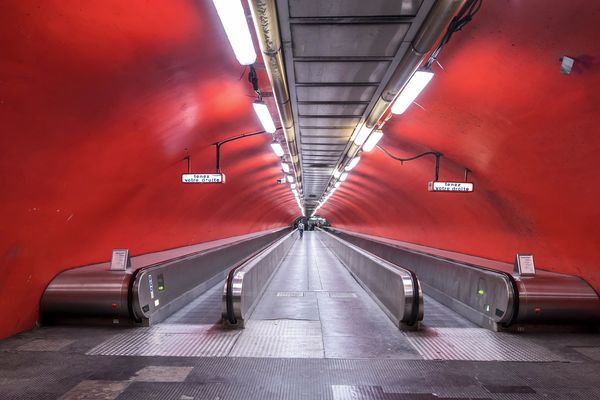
[0,0,297,338]
[1,0,599,339]
[322,0,600,293]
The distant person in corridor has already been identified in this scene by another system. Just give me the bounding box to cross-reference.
[298,221,304,239]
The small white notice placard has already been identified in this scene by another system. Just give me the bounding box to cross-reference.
[514,254,536,276]
[181,173,226,184]
[110,249,130,271]
[428,181,474,192]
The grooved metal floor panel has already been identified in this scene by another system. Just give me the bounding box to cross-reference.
[403,328,566,361]
[86,325,240,357]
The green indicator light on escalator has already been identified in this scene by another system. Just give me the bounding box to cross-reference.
[485,304,490,312]
[158,285,165,291]
[478,289,485,295]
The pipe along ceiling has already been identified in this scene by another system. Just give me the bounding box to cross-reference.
[0,0,599,338]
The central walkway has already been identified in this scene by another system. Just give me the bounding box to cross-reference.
[248,231,420,359]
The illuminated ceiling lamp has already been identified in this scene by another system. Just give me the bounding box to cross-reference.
[353,125,373,146]
[391,70,434,115]
[333,169,342,179]
[362,130,384,152]
[253,101,276,133]
[334,182,341,188]
[345,156,360,171]
[212,0,257,65]
[281,162,290,173]
[286,175,294,183]
[340,172,348,182]
[270,141,284,157]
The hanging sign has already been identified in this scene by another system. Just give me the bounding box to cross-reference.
[514,254,536,276]
[181,173,226,184]
[428,181,474,192]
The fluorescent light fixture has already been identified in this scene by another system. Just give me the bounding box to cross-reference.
[340,172,348,182]
[212,0,257,65]
[335,182,341,188]
[345,156,360,171]
[290,183,296,189]
[270,142,284,157]
[286,175,294,183]
[281,162,290,173]
[391,70,434,115]
[353,125,373,146]
[333,169,342,179]
[362,130,384,152]
[253,101,276,133]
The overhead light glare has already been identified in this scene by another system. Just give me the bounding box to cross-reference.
[290,183,296,189]
[253,101,276,133]
[354,125,373,146]
[271,142,284,157]
[286,175,294,183]
[340,172,348,182]
[212,0,257,65]
[362,130,384,152]
[281,162,290,173]
[335,182,341,188]
[391,70,434,115]
[333,169,342,179]
[345,156,360,171]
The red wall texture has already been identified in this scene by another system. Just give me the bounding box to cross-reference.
[0,0,297,339]
[322,0,600,294]
[1,0,599,339]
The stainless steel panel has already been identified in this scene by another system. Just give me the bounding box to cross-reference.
[132,229,290,324]
[294,61,390,83]
[289,0,423,17]
[298,103,367,116]
[318,230,423,329]
[330,229,516,329]
[296,85,378,102]
[299,116,361,127]
[329,229,600,329]
[41,271,132,318]
[292,24,409,57]
[300,128,353,138]
[41,228,290,325]
[514,274,600,323]
[223,231,297,327]
[301,137,348,145]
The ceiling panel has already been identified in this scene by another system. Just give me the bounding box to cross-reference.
[300,128,353,138]
[299,116,361,127]
[288,0,423,18]
[294,61,390,83]
[296,85,378,102]
[298,103,367,116]
[291,24,409,57]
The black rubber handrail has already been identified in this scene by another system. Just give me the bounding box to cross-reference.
[406,270,422,326]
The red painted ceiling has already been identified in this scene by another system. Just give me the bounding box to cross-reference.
[0,0,598,338]
[323,0,600,294]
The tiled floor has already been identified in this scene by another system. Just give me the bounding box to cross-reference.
[0,233,598,399]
